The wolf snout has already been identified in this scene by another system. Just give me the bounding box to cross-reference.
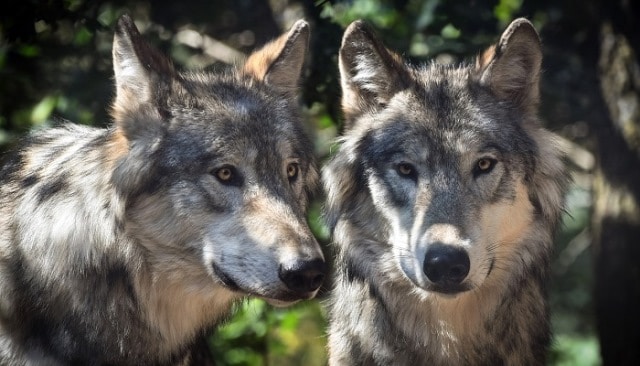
[279,258,326,295]
[423,243,470,288]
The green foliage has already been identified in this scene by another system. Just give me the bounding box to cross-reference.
[29,95,58,126]
[550,334,601,366]
[308,200,331,243]
[320,0,401,29]
[211,299,327,366]
[440,23,461,39]
[494,0,524,26]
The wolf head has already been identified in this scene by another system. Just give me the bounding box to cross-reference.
[324,19,568,297]
[109,15,324,305]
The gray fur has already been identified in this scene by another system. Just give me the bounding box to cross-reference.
[0,15,325,365]
[324,18,570,365]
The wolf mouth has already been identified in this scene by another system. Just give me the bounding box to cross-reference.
[425,283,473,296]
[487,257,496,276]
[403,270,474,296]
[210,261,308,304]
[210,262,241,291]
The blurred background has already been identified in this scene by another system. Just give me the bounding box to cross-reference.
[1,0,638,365]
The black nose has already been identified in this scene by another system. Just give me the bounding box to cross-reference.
[423,244,470,286]
[279,258,326,295]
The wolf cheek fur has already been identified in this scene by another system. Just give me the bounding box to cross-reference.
[324,18,570,365]
[0,15,325,365]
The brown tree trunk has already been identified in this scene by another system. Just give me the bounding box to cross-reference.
[593,20,640,366]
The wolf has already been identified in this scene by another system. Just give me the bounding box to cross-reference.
[323,18,570,365]
[0,15,326,366]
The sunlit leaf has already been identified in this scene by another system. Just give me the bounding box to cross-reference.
[551,334,601,366]
[64,0,84,12]
[441,23,461,39]
[97,5,118,26]
[74,26,93,46]
[317,114,334,129]
[494,0,524,25]
[17,44,40,57]
[30,96,57,125]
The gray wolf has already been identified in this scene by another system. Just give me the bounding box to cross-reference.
[323,18,570,365]
[0,15,325,365]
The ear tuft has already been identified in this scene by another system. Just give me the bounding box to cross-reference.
[243,19,310,97]
[475,18,542,113]
[339,20,410,126]
[111,14,175,140]
[113,15,175,82]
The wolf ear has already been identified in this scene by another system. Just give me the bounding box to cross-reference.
[475,18,542,113]
[111,14,175,138]
[243,20,309,97]
[339,20,410,126]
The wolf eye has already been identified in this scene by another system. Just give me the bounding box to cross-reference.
[396,162,415,177]
[213,165,243,186]
[474,158,496,177]
[215,166,234,183]
[287,163,299,181]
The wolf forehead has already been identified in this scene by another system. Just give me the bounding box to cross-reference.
[154,74,310,155]
[357,65,537,157]
[168,73,299,125]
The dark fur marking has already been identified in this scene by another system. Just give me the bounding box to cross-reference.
[105,264,137,306]
[201,190,229,214]
[423,79,455,124]
[344,257,366,284]
[40,145,68,166]
[347,341,365,365]
[21,174,39,188]
[358,127,418,207]
[36,174,69,203]
[116,161,163,204]
[0,150,26,183]
[359,125,411,165]
[529,191,544,218]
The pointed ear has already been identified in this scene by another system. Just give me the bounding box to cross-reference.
[475,18,542,114]
[338,20,410,125]
[243,19,309,97]
[111,14,175,136]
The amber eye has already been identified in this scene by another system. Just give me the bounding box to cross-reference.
[397,162,414,177]
[216,167,233,182]
[287,163,299,181]
[474,158,496,177]
[478,159,492,171]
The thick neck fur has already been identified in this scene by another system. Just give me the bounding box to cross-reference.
[330,217,552,365]
[132,232,240,356]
